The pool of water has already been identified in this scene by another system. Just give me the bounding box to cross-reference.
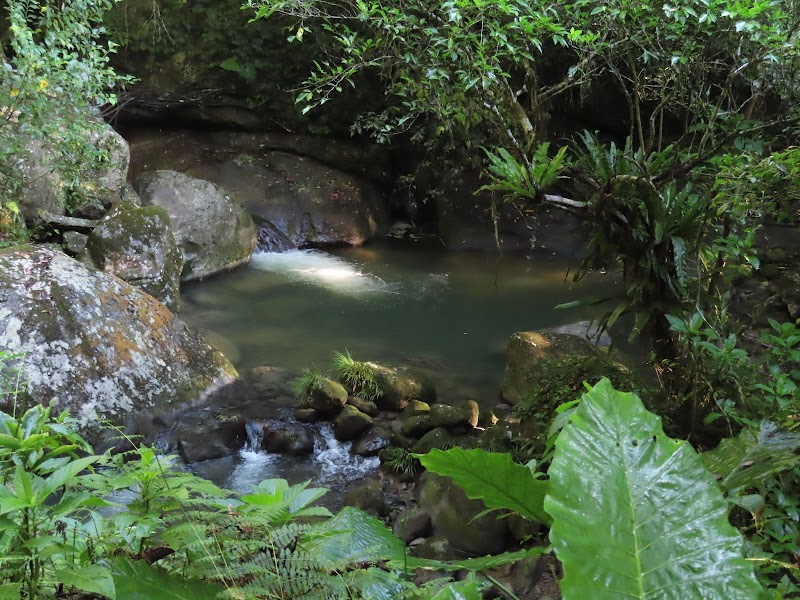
[179,239,618,404]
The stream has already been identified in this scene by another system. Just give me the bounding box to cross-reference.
[180,239,618,499]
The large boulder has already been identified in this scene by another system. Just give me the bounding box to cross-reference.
[133,170,257,281]
[501,331,597,406]
[87,204,184,311]
[126,131,390,249]
[0,246,237,444]
[14,122,130,224]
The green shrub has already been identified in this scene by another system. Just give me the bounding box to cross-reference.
[332,350,384,402]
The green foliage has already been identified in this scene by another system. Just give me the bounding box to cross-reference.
[378,447,418,477]
[0,405,109,599]
[415,447,550,525]
[545,378,764,598]
[512,350,662,446]
[332,350,383,402]
[289,367,325,399]
[667,313,800,431]
[0,0,132,225]
[479,143,569,201]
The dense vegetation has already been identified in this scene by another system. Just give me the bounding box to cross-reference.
[1,0,799,597]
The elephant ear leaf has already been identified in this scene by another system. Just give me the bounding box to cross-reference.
[545,378,764,600]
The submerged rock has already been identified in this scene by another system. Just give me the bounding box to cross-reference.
[88,204,184,311]
[134,170,257,281]
[0,246,237,444]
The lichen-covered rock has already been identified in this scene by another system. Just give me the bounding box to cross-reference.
[308,378,348,416]
[372,364,436,412]
[14,122,130,225]
[88,204,184,310]
[0,246,237,444]
[333,405,372,441]
[400,399,430,419]
[501,331,597,405]
[14,139,65,224]
[133,170,257,281]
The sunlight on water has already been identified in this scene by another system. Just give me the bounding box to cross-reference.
[250,249,394,296]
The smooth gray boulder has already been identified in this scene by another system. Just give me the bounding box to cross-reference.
[88,204,184,310]
[0,246,237,443]
[133,170,257,281]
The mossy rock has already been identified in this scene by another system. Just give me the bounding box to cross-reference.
[400,399,430,419]
[411,427,455,454]
[308,378,348,416]
[343,480,387,516]
[347,396,378,416]
[333,405,373,441]
[429,404,472,429]
[419,473,509,555]
[88,204,184,310]
[372,363,436,411]
[401,414,434,438]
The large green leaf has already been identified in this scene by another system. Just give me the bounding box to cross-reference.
[415,448,550,524]
[110,558,222,600]
[702,422,800,492]
[56,565,116,599]
[545,378,763,599]
[304,507,406,567]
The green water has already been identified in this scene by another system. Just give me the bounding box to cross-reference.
[179,240,617,404]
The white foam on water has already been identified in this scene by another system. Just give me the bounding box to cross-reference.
[250,250,392,296]
[312,424,380,484]
[226,449,279,493]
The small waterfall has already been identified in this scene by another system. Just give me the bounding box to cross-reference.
[256,221,294,252]
[244,421,264,451]
[312,423,380,484]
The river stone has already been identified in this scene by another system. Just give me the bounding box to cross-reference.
[295,408,319,423]
[333,405,373,441]
[411,427,454,455]
[133,170,257,281]
[501,331,597,405]
[419,472,509,555]
[88,204,184,311]
[343,480,387,516]
[394,507,433,544]
[308,378,348,416]
[429,404,472,429]
[352,429,391,457]
[400,399,430,419]
[372,364,436,411]
[347,396,378,416]
[0,246,237,444]
[174,410,247,464]
[262,421,315,456]
[401,414,434,438]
